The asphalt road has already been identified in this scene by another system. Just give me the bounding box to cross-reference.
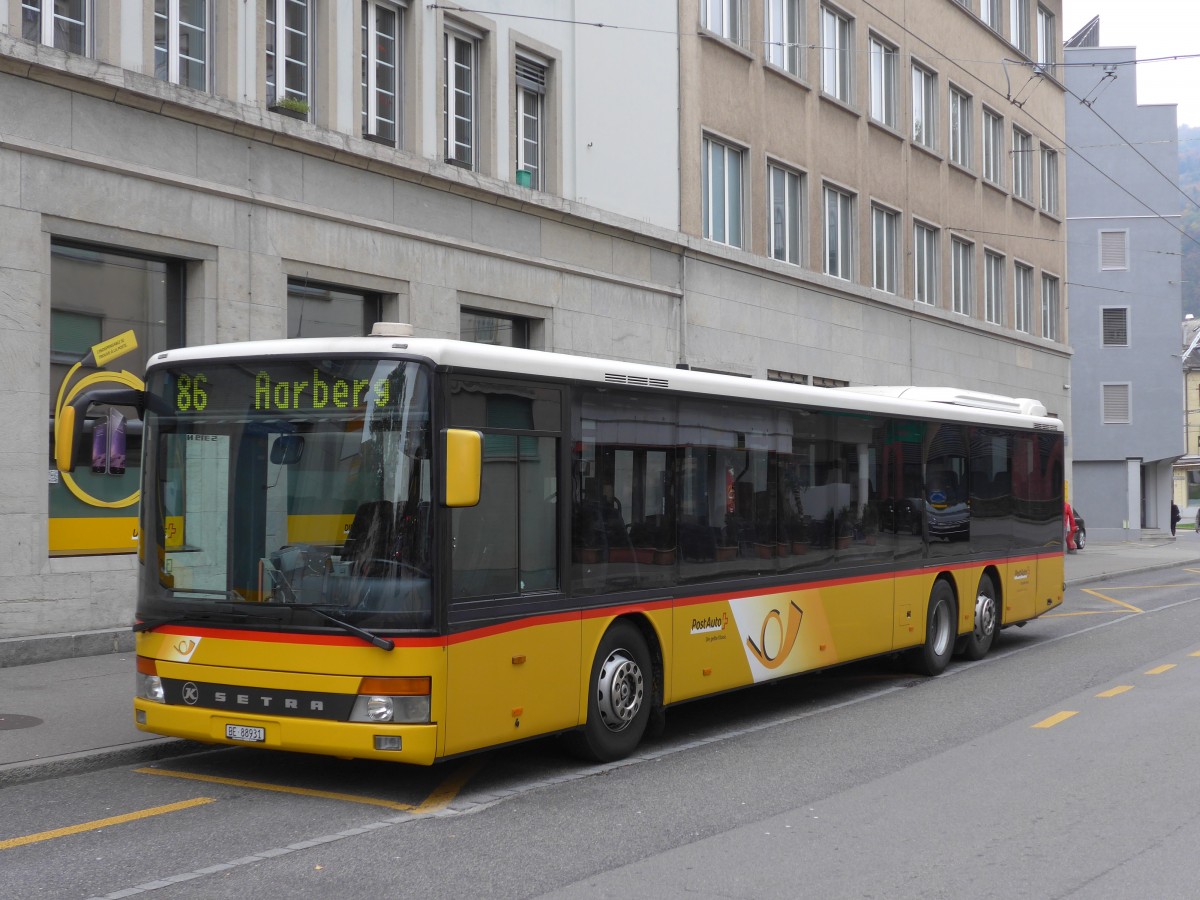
[4,567,1200,899]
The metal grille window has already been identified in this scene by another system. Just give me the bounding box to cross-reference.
[266,0,310,112]
[1102,383,1131,425]
[444,29,477,168]
[362,1,401,145]
[984,251,1004,325]
[515,56,547,189]
[1012,127,1032,200]
[824,185,855,280]
[912,64,936,149]
[155,0,208,89]
[1101,307,1129,347]
[951,237,974,316]
[703,0,743,44]
[1014,262,1033,333]
[768,163,804,265]
[22,0,88,55]
[1040,145,1059,214]
[982,108,1004,185]
[872,204,898,293]
[949,88,971,167]
[869,36,897,127]
[766,0,801,75]
[914,221,939,304]
[1100,230,1129,270]
[703,136,744,248]
[1041,273,1060,340]
[821,6,852,103]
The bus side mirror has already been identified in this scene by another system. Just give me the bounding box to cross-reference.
[443,428,482,508]
[54,386,145,473]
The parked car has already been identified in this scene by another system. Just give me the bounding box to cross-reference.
[1070,506,1086,550]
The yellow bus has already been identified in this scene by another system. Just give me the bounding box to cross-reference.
[59,326,1065,764]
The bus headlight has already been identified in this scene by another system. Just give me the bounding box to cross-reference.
[349,676,431,724]
[136,657,165,703]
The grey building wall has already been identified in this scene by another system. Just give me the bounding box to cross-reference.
[1065,39,1183,539]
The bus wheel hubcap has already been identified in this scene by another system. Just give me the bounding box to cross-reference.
[975,592,995,641]
[597,649,643,732]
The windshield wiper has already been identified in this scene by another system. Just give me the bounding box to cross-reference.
[296,605,395,651]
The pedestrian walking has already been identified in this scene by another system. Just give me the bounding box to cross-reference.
[1064,501,1077,553]
[1171,503,1180,536]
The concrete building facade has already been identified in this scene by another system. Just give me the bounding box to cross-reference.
[1,0,1068,661]
[1064,18,1183,540]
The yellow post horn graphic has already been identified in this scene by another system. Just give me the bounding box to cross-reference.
[746,600,804,668]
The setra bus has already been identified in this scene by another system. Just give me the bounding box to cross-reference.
[57,324,1065,764]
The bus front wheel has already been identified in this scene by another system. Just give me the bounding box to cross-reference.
[910,580,956,676]
[571,620,653,762]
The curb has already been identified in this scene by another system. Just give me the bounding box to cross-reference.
[0,738,210,788]
[1065,556,1200,588]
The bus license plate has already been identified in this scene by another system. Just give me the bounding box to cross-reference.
[225,724,266,743]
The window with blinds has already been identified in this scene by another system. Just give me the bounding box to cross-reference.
[1101,307,1129,346]
[1102,383,1131,424]
[1100,230,1128,270]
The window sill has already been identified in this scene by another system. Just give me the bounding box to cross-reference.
[867,118,904,143]
[363,132,397,147]
[1039,207,1063,224]
[1012,194,1037,212]
[763,62,810,92]
[982,178,1007,198]
[911,141,942,163]
[269,104,309,120]
[698,28,755,62]
[818,91,860,118]
[948,159,976,180]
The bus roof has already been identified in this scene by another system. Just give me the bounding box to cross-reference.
[147,332,1063,432]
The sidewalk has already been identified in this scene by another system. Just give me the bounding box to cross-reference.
[3,537,1200,787]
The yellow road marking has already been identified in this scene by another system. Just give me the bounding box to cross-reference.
[0,798,214,851]
[136,757,486,815]
[1191,651,1200,658]
[1096,685,1133,698]
[1043,610,1123,618]
[1145,664,1176,675]
[1032,711,1078,729]
[1079,588,1143,614]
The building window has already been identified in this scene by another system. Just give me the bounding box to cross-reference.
[914,221,939,305]
[821,6,853,103]
[1011,0,1030,56]
[21,0,88,55]
[1101,383,1131,425]
[461,309,531,348]
[1100,230,1129,270]
[981,0,1002,31]
[703,0,743,44]
[982,108,1004,186]
[1036,4,1056,72]
[951,237,974,316]
[912,64,936,149]
[362,1,401,145]
[872,204,898,293]
[266,0,310,113]
[1040,144,1059,214]
[949,88,972,167]
[824,185,855,280]
[703,136,744,248]
[766,0,801,76]
[288,281,382,338]
[768,163,804,265]
[1101,307,1129,347]
[155,0,208,89]
[444,29,478,168]
[515,56,547,189]
[984,251,1004,325]
[1041,273,1060,340]
[1013,127,1033,201]
[869,36,897,128]
[1014,262,1033,333]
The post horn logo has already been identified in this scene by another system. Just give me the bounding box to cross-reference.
[173,638,197,656]
[746,600,804,669]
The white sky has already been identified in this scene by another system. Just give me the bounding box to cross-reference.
[1062,1,1200,127]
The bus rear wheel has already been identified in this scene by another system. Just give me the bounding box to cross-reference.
[910,580,956,676]
[571,620,653,762]
[961,574,998,661]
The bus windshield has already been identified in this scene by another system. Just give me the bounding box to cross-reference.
[138,357,434,632]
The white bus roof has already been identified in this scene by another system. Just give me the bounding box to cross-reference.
[147,332,1062,432]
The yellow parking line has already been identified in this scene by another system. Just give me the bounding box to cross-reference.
[1096,685,1133,698]
[136,767,416,811]
[413,756,488,814]
[1032,711,1078,729]
[0,797,214,851]
[1191,651,1200,658]
[1145,664,1176,675]
[1080,588,1143,614]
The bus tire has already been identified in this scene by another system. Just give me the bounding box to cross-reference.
[961,574,998,661]
[910,580,956,676]
[571,620,653,763]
